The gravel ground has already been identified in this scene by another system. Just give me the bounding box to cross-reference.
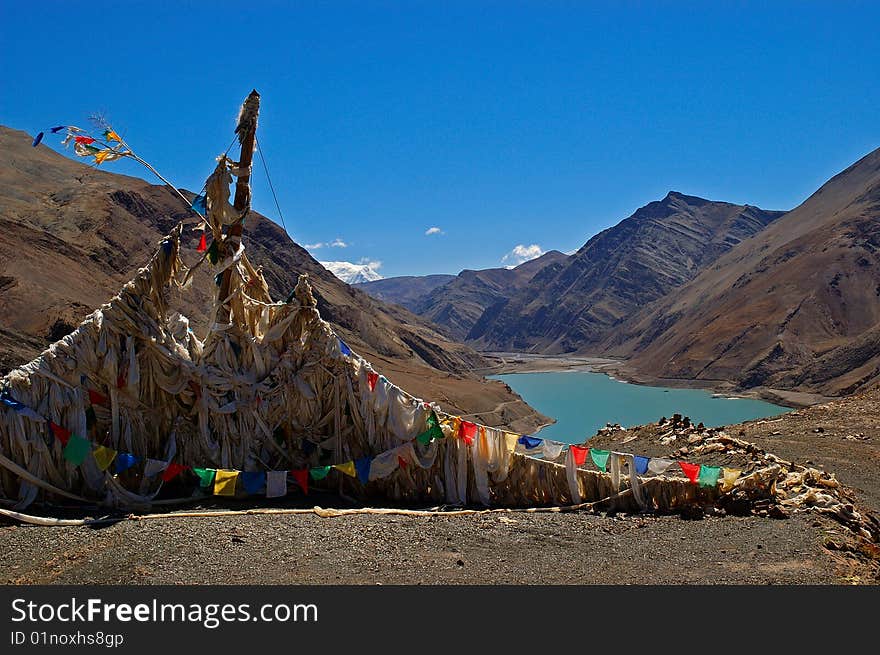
[0,510,845,585]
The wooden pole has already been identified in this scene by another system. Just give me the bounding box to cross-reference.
[217,89,260,326]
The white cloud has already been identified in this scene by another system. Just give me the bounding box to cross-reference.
[303,238,348,250]
[320,260,384,285]
[425,226,443,236]
[501,244,544,268]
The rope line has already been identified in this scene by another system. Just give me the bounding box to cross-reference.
[255,136,289,234]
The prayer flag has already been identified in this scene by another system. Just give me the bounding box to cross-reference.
[161,462,187,482]
[191,195,207,215]
[634,455,650,475]
[698,465,722,488]
[266,470,288,498]
[647,458,675,475]
[241,471,266,494]
[517,435,543,449]
[310,465,331,480]
[113,453,139,474]
[504,432,519,454]
[193,467,216,488]
[92,445,117,471]
[62,434,91,466]
[32,132,44,147]
[0,395,45,422]
[49,421,71,446]
[144,459,169,477]
[94,149,122,165]
[197,233,207,252]
[88,389,108,406]
[570,445,588,466]
[459,420,478,445]
[397,455,408,469]
[339,340,352,357]
[50,125,66,133]
[416,411,444,445]
[74,135,95,144]
[367,371,379,392]
[85,406,97,429]
[355,457,372,484]
[291,469,308,495]
[678,461,701,484]
[213,469,238,496]
[334,461,356,477]
[103,129,121,142]
[207,239,219,264]
[721,468,742,492]
[590,448,610,471]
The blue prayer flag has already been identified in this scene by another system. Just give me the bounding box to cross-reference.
[191,195,207,215]
[355,456,372,484]
[32,132,44,147]
[50,125,66,133]
[517,435,543,449]
[339,339,352,357]
[634,455,650,475]
[114,453,139,474]
[241,471,266,494]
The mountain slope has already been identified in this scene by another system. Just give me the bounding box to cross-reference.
[354,274,455,310]
[467,193,784,353]
[607,146,880,396]
[410,251,570,341]
[0,126,547,432]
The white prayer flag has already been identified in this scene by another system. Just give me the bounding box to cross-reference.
[266,470,287,498]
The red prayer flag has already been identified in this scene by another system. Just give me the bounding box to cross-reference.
[570,445,588,466]
[49,421,71,446]
[197,233,207,252]
[367,371,379,392]
[291,469,309,495]
[88,389,108,406]
[116,375,126,389]
[397,455,408,469]
[459,420,478,445]
[74,135,95,144]
[678,461,701,484]
[161,462,187,482]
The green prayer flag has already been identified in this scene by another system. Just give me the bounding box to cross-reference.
[62,434,92,466]
[309,465,331,480]
[207,240,219,265]
[590,448,610,471]
[416,411,444,445]
[698,465,722,488]
[193,467,216,488]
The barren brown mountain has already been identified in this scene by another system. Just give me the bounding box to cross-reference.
[0,126,546,432]
[607,145,880,397]
[466,192,784,353]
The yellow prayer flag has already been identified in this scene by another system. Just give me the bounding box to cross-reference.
[334,461,356,477]
[92,445,117,471]
[721,467,742,492]
[213,469,239,496]
[94,149,124,165]
[504,432,519,454]
[105,129,121,142]
[478,426,489,458]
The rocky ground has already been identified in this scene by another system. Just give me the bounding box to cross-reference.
[2,389,879,585]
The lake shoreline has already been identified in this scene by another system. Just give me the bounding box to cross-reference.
[476,352,832,410]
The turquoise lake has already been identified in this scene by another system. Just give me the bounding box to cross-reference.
[490,371,792,443]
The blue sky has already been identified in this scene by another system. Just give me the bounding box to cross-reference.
[2,1,878,278]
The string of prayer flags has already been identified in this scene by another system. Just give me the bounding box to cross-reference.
[570,445,588,466]
[647,458,675,475]
[367,371,379,392]
[113,453,139,475]
[193,467,216,488]
[266,470,289,498]
[213,469,238,496]
[88,389,109,406]
[161,462,187,482]
[241,471,266,494]
[144,459,169,478]
[698,465,721,488]
[721,468,742,492]
[517,435,543,450]
[310,465,331,480]
[678,461,701,484]
[590,448,610,471]
[92,445,117,472]
[290,469,308,495]
[334,461,356,478]
[634,455,650,475]
[355,457,372,484]
[49,421,71,446]
[459,420,478,445]
[339,340,353,357]
[62,434,92,466]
